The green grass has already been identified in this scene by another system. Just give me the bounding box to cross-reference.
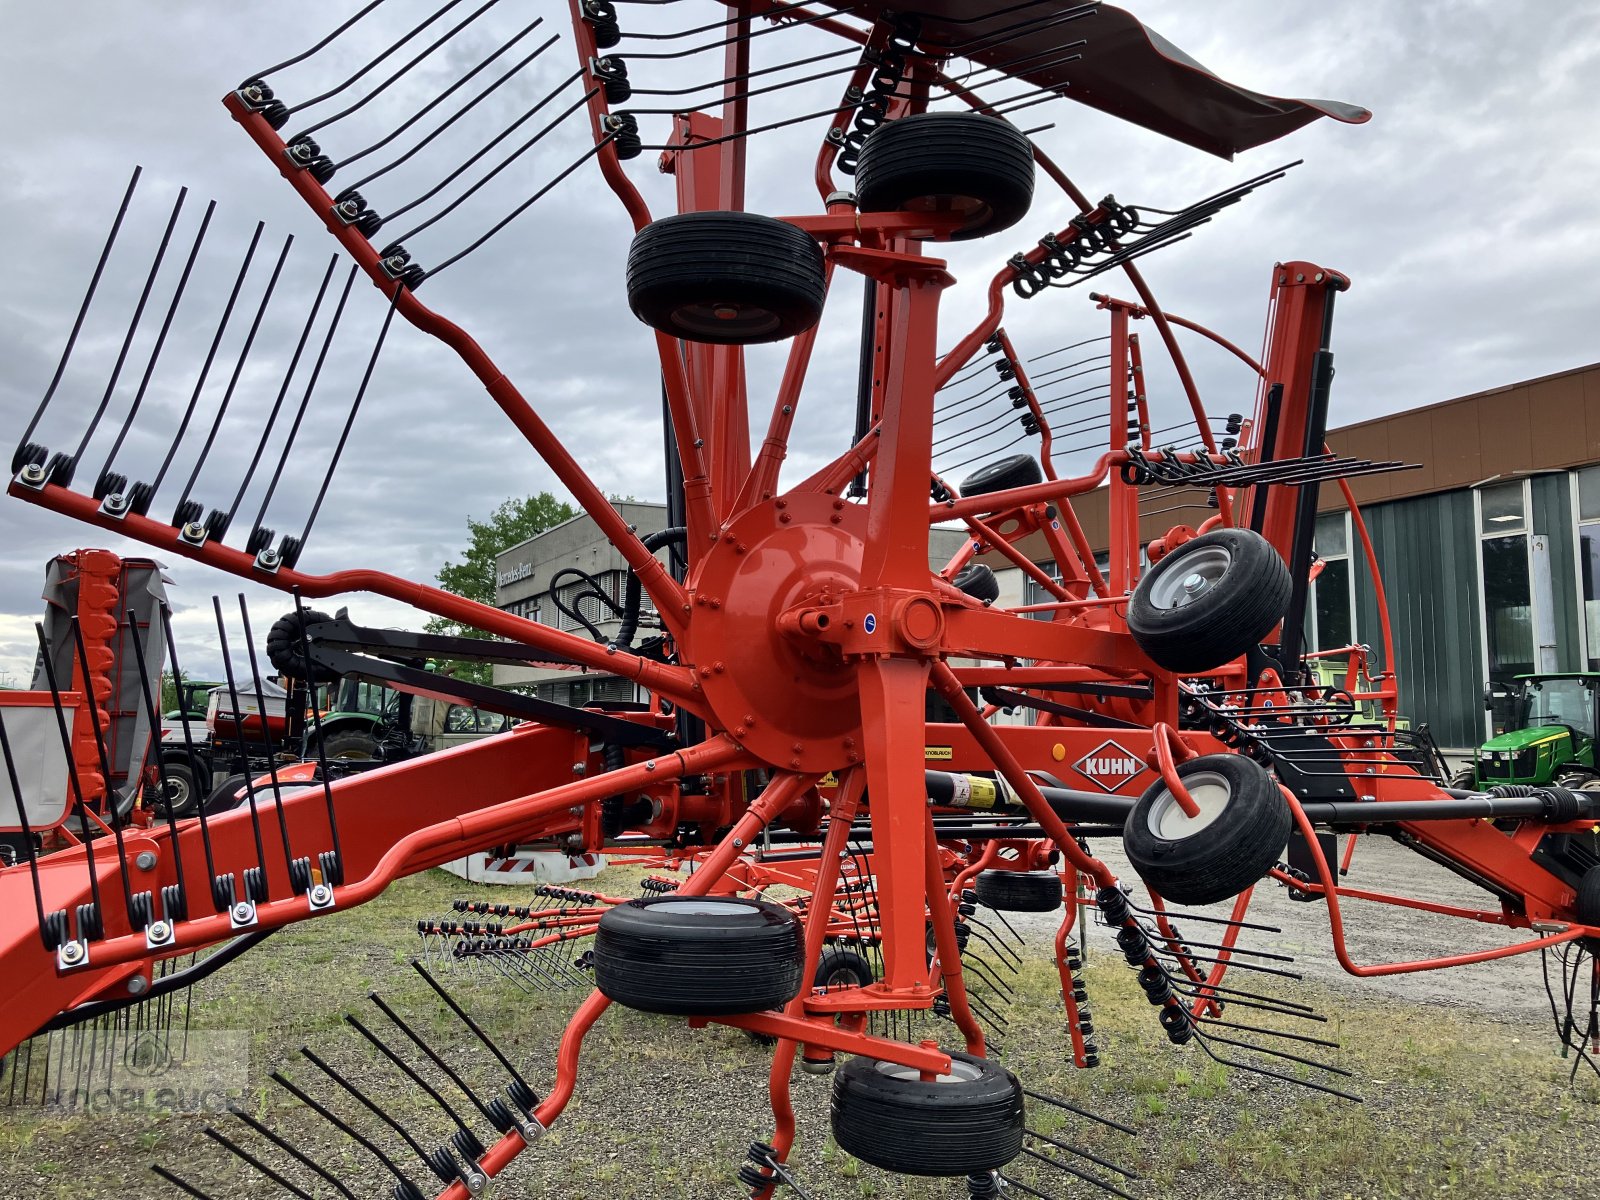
[0,867,1597,1199]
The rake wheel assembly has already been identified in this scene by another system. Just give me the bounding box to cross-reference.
[594,896,805,1015]
[830,1050,1025,1176]
[1123,754,1291,906]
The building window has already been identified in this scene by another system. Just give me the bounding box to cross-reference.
[1308,513,1355,652]
[1576,467,1600,670]
[1478,479,1533,733]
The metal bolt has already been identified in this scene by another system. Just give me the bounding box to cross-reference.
[135,851,157,871]
[182,521,207,540]
[645,760,657,772]
[20,463,46,484]
[258,548,280,566]
[573,762,587,775]
[309,883,333,906]
[148,921,171,943]
[1181,572,1207,595]
[60,941,85,965]
[103,492,129,514]
[733,838,744,849]
[127,976,149,995]
[232,902,254,923]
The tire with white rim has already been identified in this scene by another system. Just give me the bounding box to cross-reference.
[1126,528,1291,674]
[1122,753,1291,906]
[594,895,805,1015]
[830,1049,1024,1176]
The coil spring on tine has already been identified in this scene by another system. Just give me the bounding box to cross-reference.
[836,13,922,175]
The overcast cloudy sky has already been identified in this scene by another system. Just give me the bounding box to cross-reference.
[0,1,1596,686]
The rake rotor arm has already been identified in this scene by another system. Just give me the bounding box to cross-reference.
[6,480,704,711]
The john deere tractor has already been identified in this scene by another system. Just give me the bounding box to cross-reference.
[1458,673,1600,790]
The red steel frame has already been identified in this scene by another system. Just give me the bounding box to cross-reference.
[3,4,1596,1195]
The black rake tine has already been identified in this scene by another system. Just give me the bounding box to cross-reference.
[337,21,554,174]
[299,1047,434,1164]
[286,0,475,119]
[227,255,338,526]
[227,1104,359,1200]
[1147,941,1301,980]
[1122,897,1280,934]
[376,66,584,229]
[1000,1172,1064,1200]
[212,597,272,898]
[295,284,401,554]
[237,597,302,886]
[291,589,344,881]
[149,220,267,502]
[1193,1015,1342,1050]
[295,0,505,141]
[250,264,358,536]
[367,992,499,1124]
[345,1014,479,1138]
[1149,933,1297,964]
[150,1166,216,1200]
[1021,1146,1137,1200]
[124,607,189,921]
[70,185,188,467]
[98,198,215,487]
[175,232,296,519]
[16,165,140,470]
[1022,1088,1137,1136]
[271,1070,421,1191]
[0,712,54,948]
[243,0,389,85]
[977,905,1024,945]
[203,1126,317,1200]
[1189,1026,1353,1078]
[1189,1033,1362,1102]
[1172,982,1327,1023]
[1027,1128,1141,1180]
[159,604,222,903]
[66,617,138,917]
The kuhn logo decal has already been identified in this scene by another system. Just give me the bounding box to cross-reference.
[1073,740,1146,793]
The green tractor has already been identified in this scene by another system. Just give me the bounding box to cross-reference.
[1456,673,1600,790]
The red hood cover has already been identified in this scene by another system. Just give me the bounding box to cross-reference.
[833,1,1370,158]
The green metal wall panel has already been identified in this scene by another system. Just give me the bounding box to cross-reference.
[1532,473,1581,671]
[1349,490,1483,749]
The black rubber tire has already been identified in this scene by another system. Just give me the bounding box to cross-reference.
[1555,770,1600,791]
[316,729,380,762]
[153,759,199,819]
[952,563,1000,605]
[814,946,874,990]
[959,453,1042,498]
[594,895,805,1015]
[855,113,1035,241]
[1447,765,1477,790]
[1576,865,1600,951]
[974,868,1062,913]
[203,773,249,814]
[1123,754,1291,906]
[1127,528,1292,674]
[830,1050,1024,1176]
[265,608,338,684]
[626,211,826,345]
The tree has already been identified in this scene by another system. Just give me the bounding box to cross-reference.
[426,492,576,684]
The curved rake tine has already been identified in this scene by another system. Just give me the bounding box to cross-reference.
[226,1104,359,1200]
[270,1069,424,1196]
[202,1126,317,1200]
[242,0,389,85]
[1021,1088,1136,1136]
[1020,1146,1137,1200]
[1026,1128,1140,1181]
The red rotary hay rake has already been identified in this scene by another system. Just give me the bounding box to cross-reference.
[6,2,1600,1196]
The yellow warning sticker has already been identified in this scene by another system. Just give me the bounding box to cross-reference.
[925,746,954,761]
[818,772,838,787]
[968,777,997,808]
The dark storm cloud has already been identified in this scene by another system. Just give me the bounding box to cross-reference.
[1,1,1596,680]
